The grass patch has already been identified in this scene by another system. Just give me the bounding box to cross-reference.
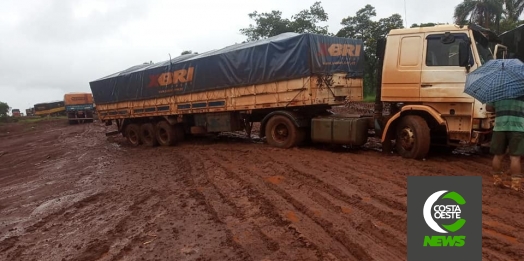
[18,116,67,124]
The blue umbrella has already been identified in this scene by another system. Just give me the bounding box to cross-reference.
[464,59,524,104]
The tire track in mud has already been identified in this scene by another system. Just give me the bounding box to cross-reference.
[185,149,330,261]
[170,152,254,261]
[253,149,407,233]
[297,153,408,213]
[199,147,402,261]
[0,191,111,261]
[102,148,250,261]
[232,152,406,260]
[299,149,408,189]
[104,189,166,261]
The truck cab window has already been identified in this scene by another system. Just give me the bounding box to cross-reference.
[475,42,493,64]
[426,34,470,66]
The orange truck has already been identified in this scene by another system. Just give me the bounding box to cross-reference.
[91,24,508,160]
[64,92,95,124]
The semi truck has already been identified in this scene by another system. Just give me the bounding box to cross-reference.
[34,101,66,117]
[11,109,21,117]
[64,92,95,124]
[25,108,35,116]
[90,24,506,160]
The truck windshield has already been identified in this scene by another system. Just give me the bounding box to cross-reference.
[473,30,493,64]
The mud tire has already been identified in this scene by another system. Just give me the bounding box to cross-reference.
[395,115,430,159]
[140,123,158,147]
[125,123,142,147]
[265,115,302,149]
[155,121,177,146]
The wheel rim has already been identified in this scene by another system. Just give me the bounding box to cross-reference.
[399,126,415,151]
[158,128,168,143]
[272,123,289,143]
[129,130,139,144]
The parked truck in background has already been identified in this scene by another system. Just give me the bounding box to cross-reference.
[25,108,35,116]
[90,24,506,160]
[11,109,21,117]
[34,101,66,117]
[64,92,95,124]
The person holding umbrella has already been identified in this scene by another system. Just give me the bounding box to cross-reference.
[465,59,524,192]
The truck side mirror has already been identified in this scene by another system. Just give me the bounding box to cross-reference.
[458,41,471,70]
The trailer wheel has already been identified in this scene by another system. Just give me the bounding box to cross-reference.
[125,123,142,147]
[395,115,430,159]
[265,115,302,148]
[140,123,158,147]
[155,121,177,146]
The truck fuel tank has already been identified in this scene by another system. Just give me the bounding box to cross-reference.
[311,116,370,146]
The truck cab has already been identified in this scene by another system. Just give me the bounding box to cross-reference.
[376,24,506,159]
[11,109,21,117]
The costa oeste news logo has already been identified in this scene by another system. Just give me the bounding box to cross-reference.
[423,190,466,246]
[407,176,482,261]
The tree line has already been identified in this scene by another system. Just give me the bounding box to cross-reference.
[238,1,524,97]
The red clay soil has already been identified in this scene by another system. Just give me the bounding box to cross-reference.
[0,114,523,261]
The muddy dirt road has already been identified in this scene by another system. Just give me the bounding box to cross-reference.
[0,118,523,261]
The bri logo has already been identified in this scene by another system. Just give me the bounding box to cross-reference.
[148,67,195,88]
[318,43,361,57]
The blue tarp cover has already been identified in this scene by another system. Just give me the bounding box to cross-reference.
[89,33,365,104]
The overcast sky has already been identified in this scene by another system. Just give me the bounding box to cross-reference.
[1,0,465,112]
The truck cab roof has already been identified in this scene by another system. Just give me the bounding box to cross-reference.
[388,24,500,43]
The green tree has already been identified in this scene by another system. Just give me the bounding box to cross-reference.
[504,0,524,22]
[453,0,505,33]
[0,102,10,117]
[336,5,404,98]
[239,1,329,41]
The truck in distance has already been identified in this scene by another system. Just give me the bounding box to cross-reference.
[34,101,66,117]
[25,108,35,116]
[64,92,95,124]
[11,109,21,117]
[91,24,506,160]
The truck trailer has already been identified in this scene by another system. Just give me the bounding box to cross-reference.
[91,24,506,160]
[34,101,66,117]
[64,92,95,124]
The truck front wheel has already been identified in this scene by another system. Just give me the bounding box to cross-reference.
[155,121,177,146]
[265,115,304,149]
[125,123,141,147]
[395,115,430,159]
[140,123,158,147]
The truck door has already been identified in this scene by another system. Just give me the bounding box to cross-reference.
[381,34,423,101]
[420,32,476,101]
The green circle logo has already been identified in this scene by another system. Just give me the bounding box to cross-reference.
[423,190,466,233]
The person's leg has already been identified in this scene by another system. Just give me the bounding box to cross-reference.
[507,131,524,191]
[509,156,522,176]
[490,131,508,187]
